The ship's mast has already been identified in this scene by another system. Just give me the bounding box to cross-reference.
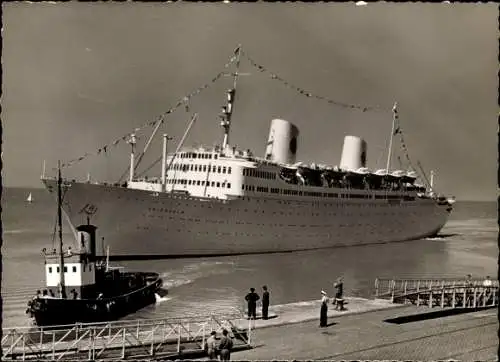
[57,161,67,299]
[169,113,198,193]
[220,45,241,150]
[161,133,172,191]
[429,170,435,194]
[128,133,137,183]
[385,102,398,174]
[41,160,46,179]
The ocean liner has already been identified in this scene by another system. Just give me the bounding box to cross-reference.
[41,48,455,258]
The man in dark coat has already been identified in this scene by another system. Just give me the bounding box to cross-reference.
[262,285,270,320]
[320,290,328,327]
[245,287,260,319]
[218,329,233,361]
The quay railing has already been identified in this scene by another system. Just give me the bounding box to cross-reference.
[375,277,499,309]
[1,308,253,361]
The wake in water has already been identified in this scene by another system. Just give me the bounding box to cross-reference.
[155,293,172,304]
[425,233,459,241]
[159,260,237,290]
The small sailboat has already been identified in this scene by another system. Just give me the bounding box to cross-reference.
[26,192,33,203]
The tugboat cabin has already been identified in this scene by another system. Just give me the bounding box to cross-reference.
[43,224,98,300]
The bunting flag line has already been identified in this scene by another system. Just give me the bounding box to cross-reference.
[57,47,390,171]
[58,52,238,170]
[240,49,387,113]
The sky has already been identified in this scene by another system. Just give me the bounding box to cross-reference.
[2,2,497,201]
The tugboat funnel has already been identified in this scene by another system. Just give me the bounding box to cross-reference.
[76,224,98,260]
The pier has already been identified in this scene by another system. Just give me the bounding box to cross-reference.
[375,277,499,309]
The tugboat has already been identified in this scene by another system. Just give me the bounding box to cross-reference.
[26,163,163,327]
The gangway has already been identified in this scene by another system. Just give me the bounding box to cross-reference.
[375,277,499,309]
[1,308,253,361]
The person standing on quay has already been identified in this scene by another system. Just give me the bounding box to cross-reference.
[320,290,329,327]
[334,277,343,306]
[262,285,270,320]
[245,288,260,319]
[205,331,218,361]
[218,329,233,361]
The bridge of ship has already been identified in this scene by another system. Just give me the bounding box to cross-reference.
[375,277,499,309]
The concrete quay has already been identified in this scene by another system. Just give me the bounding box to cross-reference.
[229,303,498,361]
[231,297,402,330]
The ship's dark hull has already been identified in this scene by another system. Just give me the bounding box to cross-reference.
[28,277,162,328]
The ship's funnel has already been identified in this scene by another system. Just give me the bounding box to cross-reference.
[339,135,367,171]
[264,119,299,165]
[76,224,97,259]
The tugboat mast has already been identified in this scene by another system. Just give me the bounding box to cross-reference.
[57,161,67,299]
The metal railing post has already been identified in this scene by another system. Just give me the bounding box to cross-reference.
[403,281,407,303]
[452,285,456,308]
[177,324,181,353]
[163,320,166,342]
[22,334,26,360]
[88,329,92,361]
[92,328,96,361]
[247,316,252,346]
[473,287,477,308]
[416,280,420,307]
[201,323,206,350]
[391,279,395,303]
[150,326,155,356]
[121,328,126,359]
[39,329,44,351]
[52,332,56,360]
[429,286,433,308]
[375,278,379,297]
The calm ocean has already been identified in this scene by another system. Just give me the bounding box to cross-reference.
[1,187,497,328]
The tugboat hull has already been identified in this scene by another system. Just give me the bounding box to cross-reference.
[28,275,162,328]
